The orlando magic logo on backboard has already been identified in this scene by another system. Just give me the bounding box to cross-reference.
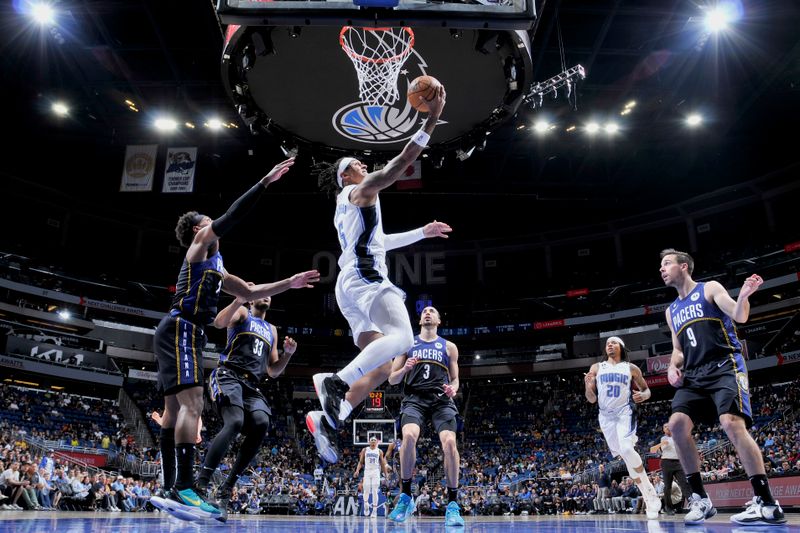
[334,27,441,144]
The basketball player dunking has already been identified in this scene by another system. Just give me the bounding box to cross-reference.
[584,336,661,520]
[149,159,319,521]
[354,436,390,517]
[661,248,785,525]
[387,306,464,527]
[304,85,449,463]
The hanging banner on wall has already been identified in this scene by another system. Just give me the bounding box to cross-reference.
[162,147,197,193]
[120,145,157,192]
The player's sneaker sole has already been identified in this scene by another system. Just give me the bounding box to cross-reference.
[306,410,339,463]
[149,496,202,522]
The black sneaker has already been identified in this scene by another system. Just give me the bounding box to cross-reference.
[214,486,231,523]
[306,410,340,463]
[312,373,349,428]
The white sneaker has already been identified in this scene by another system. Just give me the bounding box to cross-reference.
[730,497,786,525]
[685,493,716,524]
[645,496,661,520]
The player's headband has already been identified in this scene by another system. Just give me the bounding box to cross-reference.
[337,157,356,188]
[369,437,378,442]
[191,213,205,226]
[607,336,625,348]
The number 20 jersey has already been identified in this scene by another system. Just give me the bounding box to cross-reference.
[669,282,742,373]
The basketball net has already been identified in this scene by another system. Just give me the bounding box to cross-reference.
[339,26,415,107]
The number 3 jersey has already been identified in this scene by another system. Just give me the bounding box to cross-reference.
[404,335,451,394]
[219,311,274,381]
[596,361,632,413]
[669,282,742,373]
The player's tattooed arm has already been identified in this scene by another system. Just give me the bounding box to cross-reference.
[630,365,651,403]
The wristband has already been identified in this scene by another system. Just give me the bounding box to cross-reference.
[411,129,430,147]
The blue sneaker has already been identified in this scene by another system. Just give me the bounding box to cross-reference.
[388,493,413,522]
[170,487,221,520]
[445,501,465,526]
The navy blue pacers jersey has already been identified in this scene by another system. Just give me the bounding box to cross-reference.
[170,251,225,326]
[669,282,743,374]
[404,335,451,394]
[220,312,274,382]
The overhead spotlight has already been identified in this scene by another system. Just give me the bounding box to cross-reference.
[620,109,632,116]
[432,153,445,169]
[288,26,301,38]
[154,117,178,132]
[475,355,481,360]
[565,125,576,132]
[624,100,637,109]
[476,136,487,152]
[686,113,703,127]
[185,122,195,129]
[604,122,619,134]
[449,29,462,39]
[51,101,69,117]
[31,2,56,25]
[205,118,224,131]
[585,122,600,135]
[515,124,526,131]
[704,4,737,33]
[57,309,70,320]
[533,120,550,134]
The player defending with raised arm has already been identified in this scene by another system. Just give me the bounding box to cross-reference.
[387,306,464,527]
[150,159,319,521]
[661,248,784,525]
[196,295,297,522]
[305,85,450,463]
[354,436,391,517]
[585,336,661,520]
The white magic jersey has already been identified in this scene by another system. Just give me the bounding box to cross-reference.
[335,184,388,280]
[596,360,632,413]
[364,447,382,477]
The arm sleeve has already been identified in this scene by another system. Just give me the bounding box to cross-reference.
[211,182,266,237]
[384,227,426,251]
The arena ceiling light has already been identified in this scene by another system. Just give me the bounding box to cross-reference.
[585,122,600,135]
[154,117,178,132]
[205,118,224,131]
[51,101,69,117]
[604,122,620,134]
[31,2,56,25]
[533,120,551,134]
[703,3,740,33]
[57,309,70,319]
[686,113,703,127]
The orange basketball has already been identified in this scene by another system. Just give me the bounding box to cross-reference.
[407,75,441,112]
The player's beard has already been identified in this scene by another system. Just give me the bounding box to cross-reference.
[254,302,269,312]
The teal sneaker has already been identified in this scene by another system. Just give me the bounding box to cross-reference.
[171,487,221,520]
[388,493,413,522]
[445,501,465,526]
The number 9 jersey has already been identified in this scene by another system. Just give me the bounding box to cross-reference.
[669,282,743,374]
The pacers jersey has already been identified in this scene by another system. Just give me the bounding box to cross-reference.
[404,335,450,394]
[334,184,387,283]
[220,312,274,381]
[364,447,382,477]
[170,251,225,326]
[596,360,632,413]
[669,282,742,373]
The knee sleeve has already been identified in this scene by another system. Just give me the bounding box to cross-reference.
[619,444,643,469]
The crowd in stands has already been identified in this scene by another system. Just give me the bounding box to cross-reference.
[1,368,799,515]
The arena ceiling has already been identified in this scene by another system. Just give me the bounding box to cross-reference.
[1,0,798,252]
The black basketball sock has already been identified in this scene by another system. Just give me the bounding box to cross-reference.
[159,427,176,491]
[175,443,196,491]
[448,487,458,504]
[749,474,776,505]
[402,478,412,498]
[686,472,707,499]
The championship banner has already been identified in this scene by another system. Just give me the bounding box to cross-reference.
[120,144,157,192]
[162,147,198,193]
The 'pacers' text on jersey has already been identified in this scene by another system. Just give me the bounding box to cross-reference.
[170,252,225,326]
[596,361,632,413]
[220,312,274,381]
[669,282,742,372]
[405,335,450,393]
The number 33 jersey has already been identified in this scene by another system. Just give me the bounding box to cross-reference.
[596,361,632,413]
[669,282,742,373]
[220,311,274,381]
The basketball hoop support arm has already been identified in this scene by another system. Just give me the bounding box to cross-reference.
[523,64,586,108]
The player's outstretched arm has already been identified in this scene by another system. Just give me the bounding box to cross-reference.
[213,294,249,329]
[352,87,446,201]
[385,220,452,251]
[708,276,763,323]
[223,270,320,300]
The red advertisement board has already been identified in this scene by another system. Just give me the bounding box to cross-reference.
[60,451,107,468]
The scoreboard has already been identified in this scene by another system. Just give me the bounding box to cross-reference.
[364,391,384,413]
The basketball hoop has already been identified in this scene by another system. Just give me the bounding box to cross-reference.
[339,26,415,107]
